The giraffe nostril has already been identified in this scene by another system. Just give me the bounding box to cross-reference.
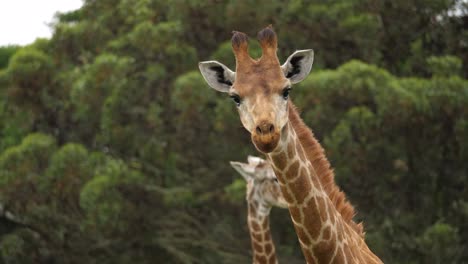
[256,126,262,134]
[269,124,274,133]
[256,121,275,135]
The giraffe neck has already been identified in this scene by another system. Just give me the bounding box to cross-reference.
[247,201,278,264]
[266,105,382,264]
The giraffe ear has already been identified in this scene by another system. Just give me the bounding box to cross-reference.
[198,61,235,93]
[281,49,314,84]
[230,161,255,181]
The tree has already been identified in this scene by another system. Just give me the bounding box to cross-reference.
[0,45,20,70]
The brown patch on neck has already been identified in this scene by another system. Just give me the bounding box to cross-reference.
[287,102,364,236]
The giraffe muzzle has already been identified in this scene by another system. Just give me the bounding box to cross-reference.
[252,121,280,153]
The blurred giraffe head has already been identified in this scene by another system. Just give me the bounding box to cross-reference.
[230,156,288,216]
[199,26,314,153]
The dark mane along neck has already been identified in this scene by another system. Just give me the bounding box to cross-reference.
[287,102,363,236]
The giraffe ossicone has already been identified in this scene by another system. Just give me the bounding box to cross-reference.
[230,156,287,264]
[200,26,382,263]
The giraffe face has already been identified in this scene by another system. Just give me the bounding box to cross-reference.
[230,62,291,153]
[230,156,288,212]
[199,27,314,153]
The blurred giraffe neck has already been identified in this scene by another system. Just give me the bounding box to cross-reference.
[247,201,278,264]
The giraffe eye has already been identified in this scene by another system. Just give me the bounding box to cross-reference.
[282,87,291,100]
[274,178,278,183]
[230,94,241,106]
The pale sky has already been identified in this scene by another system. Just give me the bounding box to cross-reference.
[0,0,83,46]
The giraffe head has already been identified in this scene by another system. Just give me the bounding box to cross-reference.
[199,26,314,153]
[230,156,288,215]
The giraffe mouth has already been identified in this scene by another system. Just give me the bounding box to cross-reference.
[251,132,280,153]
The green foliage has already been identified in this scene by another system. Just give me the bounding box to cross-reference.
[282,0,382,67]
[375,0,467,76]
[1,45,70,141]
[51,20,113,65]
[80,159,144,230]
[0,45,20,69]
[0,133,56,188]
[162,187,195,206]
[172,70,254,192]
[224,179,246,205]
[70,53,134,143]
[6,48,54,104]
[56,9,83,23]
[42,144,93,213]
[427,55,463,77]
[0,101,33,153]
[417,222,461,263]
[0,233,26,264]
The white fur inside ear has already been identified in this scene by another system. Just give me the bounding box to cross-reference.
[281,49,314,84]
[198,61,235,93]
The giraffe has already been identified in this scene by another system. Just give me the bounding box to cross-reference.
[199,26,383,263]
[230,156,288,264]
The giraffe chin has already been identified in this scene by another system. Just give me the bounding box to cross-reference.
[251,132,280,153]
